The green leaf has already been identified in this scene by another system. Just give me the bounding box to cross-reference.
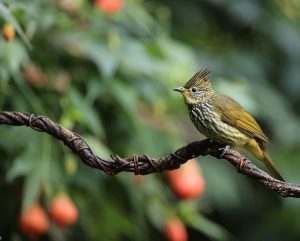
[5,133,39,182]
[109,80,137,120]
[83,42,120,77]
[22,165,42,210]
[12,73,45,113]
[67,88,105,137]
[61,33,120,77]
[83,135,110,158]
[188,215,234,241]
[2,40,28,73]
[178,201,234,241]
[10,142,43,211]
[6,156,31,182]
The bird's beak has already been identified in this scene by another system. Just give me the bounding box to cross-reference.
[173,87,186,93]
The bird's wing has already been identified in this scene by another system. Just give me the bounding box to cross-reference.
[213,94,270,143]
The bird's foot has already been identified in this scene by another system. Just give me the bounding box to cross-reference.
[218,145,231,158]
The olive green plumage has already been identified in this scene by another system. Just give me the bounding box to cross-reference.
[174,69,284,181]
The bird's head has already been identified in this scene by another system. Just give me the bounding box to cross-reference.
[174,69,213,105]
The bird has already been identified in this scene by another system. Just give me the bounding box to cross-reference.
[174,69,284,181]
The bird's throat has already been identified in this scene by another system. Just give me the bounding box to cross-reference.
[183,92,201,105]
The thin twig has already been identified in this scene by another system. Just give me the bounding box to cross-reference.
[0,111,299,198]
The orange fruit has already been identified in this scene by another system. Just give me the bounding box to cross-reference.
[19,202,49,239]
[95,0,123,14]
[164,217,188,241]
[48,193,78,228]
[165,159,205,199]
[2,23,15,41]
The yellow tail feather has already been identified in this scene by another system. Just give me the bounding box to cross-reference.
[245,139,285,181]
[262,150,285,182]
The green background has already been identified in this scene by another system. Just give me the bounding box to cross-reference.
[1,0,300,240]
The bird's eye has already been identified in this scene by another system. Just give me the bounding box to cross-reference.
[191,87,197,93]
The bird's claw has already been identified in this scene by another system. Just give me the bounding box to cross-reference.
[218,145,231,158]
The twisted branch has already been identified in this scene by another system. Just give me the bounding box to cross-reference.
[0,111,299,197]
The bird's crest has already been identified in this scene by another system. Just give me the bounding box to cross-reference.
[184,69,210,88]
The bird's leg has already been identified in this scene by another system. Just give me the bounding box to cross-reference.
[218,144,231,158]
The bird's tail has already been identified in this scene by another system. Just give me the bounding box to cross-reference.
[261,149,285,182]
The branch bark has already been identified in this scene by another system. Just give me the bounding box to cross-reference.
[0,111,299,198]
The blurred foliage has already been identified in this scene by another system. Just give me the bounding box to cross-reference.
[0,0,300,241]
